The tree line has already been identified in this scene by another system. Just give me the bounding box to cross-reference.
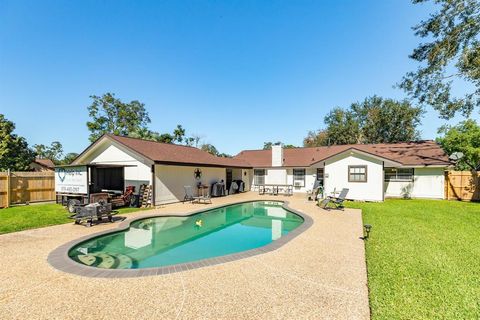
[301,0,480,171]
[0,93,231,171]
[1,0,479,171]
[86,93,232,157]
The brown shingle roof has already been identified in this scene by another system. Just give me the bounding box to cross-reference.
[107,134,251,168]
[34,158,55,169]
[234,141,451,167]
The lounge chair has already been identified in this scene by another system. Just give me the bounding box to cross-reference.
[183,186,201,203]
[319,188,349,210]
[307,181,322,200]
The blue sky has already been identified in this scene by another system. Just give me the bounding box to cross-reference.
[0,0,475,155]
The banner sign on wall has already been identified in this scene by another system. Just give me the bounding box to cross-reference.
[54,166,88,194]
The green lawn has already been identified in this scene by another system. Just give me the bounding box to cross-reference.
[0,204,152,235]
[347,199,480,319]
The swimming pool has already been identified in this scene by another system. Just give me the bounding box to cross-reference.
[68,201,304,270]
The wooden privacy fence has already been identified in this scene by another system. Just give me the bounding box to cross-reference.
[0,171,55,208]
[445,171,480,201]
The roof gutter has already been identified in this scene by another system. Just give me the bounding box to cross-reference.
[400,164,453,168]
[154,161,253,169]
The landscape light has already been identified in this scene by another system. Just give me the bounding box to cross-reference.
[363,224,372,239]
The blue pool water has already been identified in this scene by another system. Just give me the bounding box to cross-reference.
[68,201,303,269]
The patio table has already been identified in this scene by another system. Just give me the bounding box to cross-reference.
[197,185,209,197]
[258,184,293,196]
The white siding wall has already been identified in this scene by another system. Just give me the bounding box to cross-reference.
[285,168,317,193]
[84,142,153,192]
[305,168,317,192]
[384,167,445,199]
[242,169,251,191]
[155,165,226,205]
[324,153,384,201]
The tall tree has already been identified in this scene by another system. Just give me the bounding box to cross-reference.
[157,133,174,143]
[400,0,480,119]
[201,143,219,156]
[437,119,480,170]
[33,141,64,164]
[200,143,231,157]
[61,152,79,165]
[217,152,232,158]
[87,93,151,142]
[303,130,329,147]
[351,96,423,143]
[128,127,163,142]
[323,108,361,145]
[0,114,36,171]
[304,97,423,147]
[128,124,191,145]
[185,134,203,147]
[173,125,186,143]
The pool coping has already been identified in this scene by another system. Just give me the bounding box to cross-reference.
[47,199,314,278]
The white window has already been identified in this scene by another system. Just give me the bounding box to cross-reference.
[254,169,265,185]
[348,165,367,182]
[293,169,306,187]
[385,168,414,182]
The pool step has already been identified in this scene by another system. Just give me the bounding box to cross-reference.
[76,252,134,269]
[108,252,134,269]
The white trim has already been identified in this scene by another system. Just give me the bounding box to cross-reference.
[312,148,402,168]
[73,136,154,167]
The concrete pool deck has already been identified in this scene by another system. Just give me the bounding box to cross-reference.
[0,192,370,319]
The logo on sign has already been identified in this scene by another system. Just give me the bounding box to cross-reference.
[57,168,66,182]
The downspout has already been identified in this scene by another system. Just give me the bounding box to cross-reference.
[323,161,326,195]
[382,161,385,201]
[151,164,156,207]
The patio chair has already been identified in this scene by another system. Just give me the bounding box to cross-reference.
[319,188,349,210]
[197,190,212,204]
[307,181,322,201]
[183,186,201,203]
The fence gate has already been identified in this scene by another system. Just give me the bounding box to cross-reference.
[445,171,480,201]
[0,171,55,208]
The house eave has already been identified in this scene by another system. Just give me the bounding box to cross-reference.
[154,161,252,169]
[315,147,403,167]
[398,164,451,168]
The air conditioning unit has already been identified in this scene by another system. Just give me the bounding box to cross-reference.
[294,181,303,187]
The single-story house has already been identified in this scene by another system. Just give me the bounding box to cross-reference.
[235,142,452,201]
[69,134,451,205]
[30,157,55,172]
[71,134,252,205]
